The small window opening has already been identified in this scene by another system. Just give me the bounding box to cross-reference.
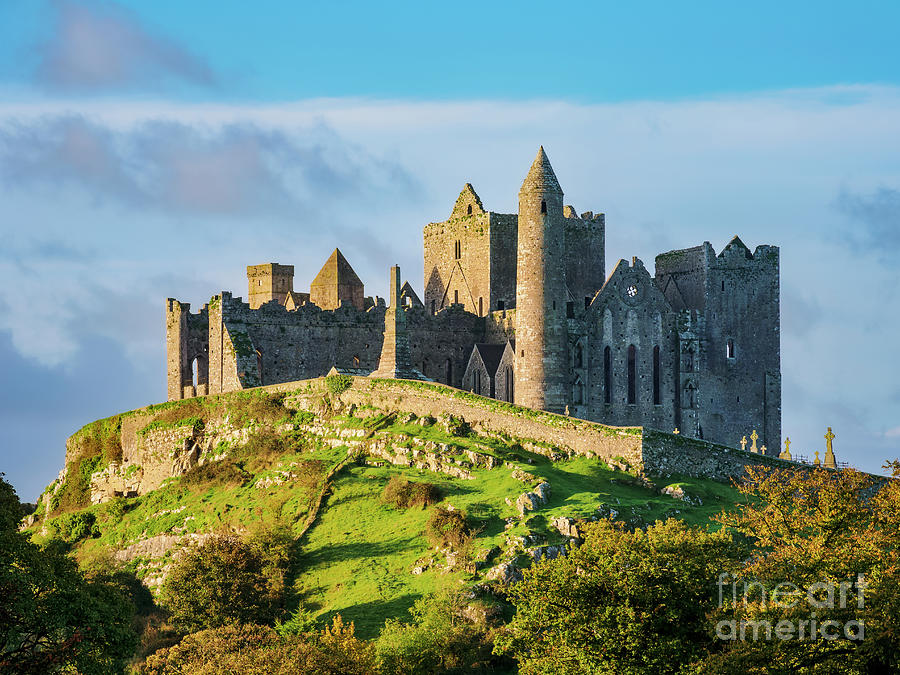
[352,355,360,368]
[445,358,453,385]
[726,339,735,359]
[584,296,591,309]
[474,370,481,394]
[497,300,505,311]
[627,344,636,404]
[574,342,583,369]
[431,299,436,315]
[552,300,556,310]
[521,349,525,357]
[478,297,483,316]
[454,289,459,305]
[566,301,574,318]
[540,200,547,214]
[721,280,725,292]
[454,240,461,259]
[603,346,612,404]
[467,204,473,215]
[573,378,584,405]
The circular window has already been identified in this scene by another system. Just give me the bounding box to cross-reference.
[626,285,638,297]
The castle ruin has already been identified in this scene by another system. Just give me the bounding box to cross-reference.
[166,147,781,452]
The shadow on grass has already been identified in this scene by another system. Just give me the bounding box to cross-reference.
[317,594,420,640]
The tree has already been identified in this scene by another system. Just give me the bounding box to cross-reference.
[495,518,743,674]
[700,465,900,674]
[376,589,506,674]
[160,531,291,632]
[0,475,138,674]
[141,616,375,674]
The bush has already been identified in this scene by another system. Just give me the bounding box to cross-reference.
[425,507,471,550]
[46,510,100,543]
[141,617,375,674]
[382,476,441,509]
[325,374,353,396]
[227,392,290,428]
[160,531,291,632]
[376,590,506,675]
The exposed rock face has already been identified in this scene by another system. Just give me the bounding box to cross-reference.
[485,562,522,584]
[551,516,582,539]
[514,481,552,515]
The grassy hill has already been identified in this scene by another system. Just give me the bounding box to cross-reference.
[30,378,748,640]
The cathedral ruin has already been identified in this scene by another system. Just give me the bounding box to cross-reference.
[166,147,781,452]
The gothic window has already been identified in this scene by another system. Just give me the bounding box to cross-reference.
[422,359,428,376]
[454,240,461,259]
[454,290,459,305]
[603,346,612,404]
[446,358,453,385]
[566,301,574,318]
[627,344,636,405]
[474,370,481,394]
[653,346,661,405]
[479,297,483,316]
[505,367,514,402]
[584,296,591,309]
[726,339,735,359]
[540,200,547,214]
[685,347,694,372]
[431,299,436,315]
[352,355,360,368]
[574,342,583,369]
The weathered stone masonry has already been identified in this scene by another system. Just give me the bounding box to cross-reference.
[167,147,781,454]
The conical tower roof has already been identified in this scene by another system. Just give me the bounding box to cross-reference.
[520,146,562,194]
[311,248,363,288]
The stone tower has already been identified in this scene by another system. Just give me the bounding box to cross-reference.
[247,263,294,309]
[514,147,569,413]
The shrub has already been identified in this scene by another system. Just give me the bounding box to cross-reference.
[160,532,291,632]
[141,617,375,674]
[425,507,471,550]
[180,459,251,489]
[376,590,506,674]
[227,392,289,427]
[382,476,441,509]
[325,374,353,396]
[46,510,100,543]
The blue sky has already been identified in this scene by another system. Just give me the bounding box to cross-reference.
[0,0,898,500]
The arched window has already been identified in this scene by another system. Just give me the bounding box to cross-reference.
[191,357,199,388]
[445,358,453,385]
[627,344,636,405]
[573,377,584,405]
[454,289,459,305]
[652,346,661,405]
[685,347,694,372]
[506,367,514,403]
[467,204,473,215]
[540,200,547,214]
[430,299,436,315]
[574,342,584,369]
[422,359,428,376]
[474,370,481,394]
[603,346,612,404]
[352,355,360,368]
[726,339,735,359]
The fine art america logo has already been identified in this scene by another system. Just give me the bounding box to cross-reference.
[715,573,866,642]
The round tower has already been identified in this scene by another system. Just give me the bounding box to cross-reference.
[514,147,569,413]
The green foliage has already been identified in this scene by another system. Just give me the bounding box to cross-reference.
[497,518,744,674]
[0,472,24,531]
[45,509,100,543]
[376,590,507,674]
[325,373,353,396]
[140,616,375,675]
[180,457,252,489]
[53,453,104,514]
[382,475,442,510]
[0,476,138,674]
[425,507,471,550]
[227,391,290,427]
[160,531,292,632]
[138,415,205,437]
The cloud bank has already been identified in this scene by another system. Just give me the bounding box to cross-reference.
[36,0,215,91]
